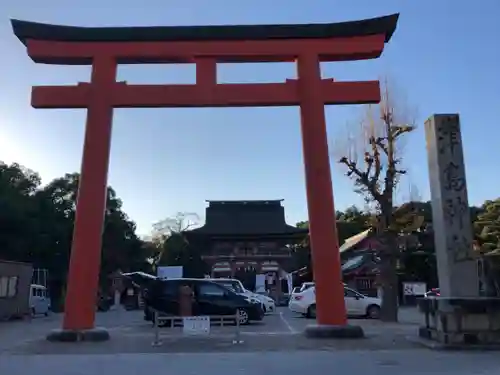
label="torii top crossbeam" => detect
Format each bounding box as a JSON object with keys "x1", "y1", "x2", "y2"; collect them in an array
[
  {"x1": 12, "y1": 14, "x2": 398, "y2": 64},
  {"x1": 11, "y1": 14, "x2": 398, "y2": 109}
]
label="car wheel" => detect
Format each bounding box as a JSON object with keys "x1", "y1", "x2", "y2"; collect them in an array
[
  {"x1": 263, "y1": 305, "x2": 267, "y2": 313},
  {"x1": 306, "y1": 304, "x2": 317, "y2": 319},
  {"x1": 236, "y1": 308, "x2": 250, "y2": 325},
  {"x1": 366, "y1": 304, "x2": 380, "y2": 319}
]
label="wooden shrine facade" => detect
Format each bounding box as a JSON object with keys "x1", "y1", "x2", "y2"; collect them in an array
[{"x1": 185, "y1": 200, "x2": 308, "y2": 290}]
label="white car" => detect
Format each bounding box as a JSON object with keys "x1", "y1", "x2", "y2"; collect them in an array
[
  {"x1": 290, "y1": 286, "x2": 301, "y2": 298},
  {"x1": 288, "y1": 286, "x2": 381, "y2": 319},
  {"x1": 210, "y1": 278, "x2": 276, "y2": 314},
  {"x1": 297, "y1": 282, "x2": 345, "y2": 293},
  {"x1": 299, "y1": 282, "x2": 315, "y2": 292}
]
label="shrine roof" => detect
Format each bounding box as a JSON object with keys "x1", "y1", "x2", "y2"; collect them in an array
[
  {"x1": 185, "y1": 200, "x2": 308, "y2": 237},
  {"x1": 11, "y1": 14, "x2": 398, "y2": 46},
  {"x1": 339, "y1": 228, "x2": 374, "y2": 253}
]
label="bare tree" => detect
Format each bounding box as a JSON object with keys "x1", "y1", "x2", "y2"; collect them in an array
[
  {"x1": 337, "y1": 80, "x2": 416, "y2": 322},
  {"x1": 151, "y1": 212, "x2": 200, "y2": 242},
  {"x1": 149, "y1": 212, "x2": 200, "y2": 269}
]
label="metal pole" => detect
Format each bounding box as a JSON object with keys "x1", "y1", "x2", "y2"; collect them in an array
[
  {"x1": 233, "y1": 311, "x2": 243, "y2": 344},
  {"x1": 152, "y1": 310, "x2": 162, "y2": 347}
]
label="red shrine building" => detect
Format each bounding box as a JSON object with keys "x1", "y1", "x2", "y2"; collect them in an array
[{"x1": 184, "y1": 200, "x2": 308, "y2": 293}]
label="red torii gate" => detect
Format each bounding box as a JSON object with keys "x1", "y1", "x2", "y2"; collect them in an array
[{"x1": 12, "y1": 13, "x2": 398, "y2": 340}]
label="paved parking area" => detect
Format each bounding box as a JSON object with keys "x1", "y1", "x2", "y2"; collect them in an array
[
  {"x1": 0, "y1": 309, "x2": 146, "y2": 352},
  {"x1": 4, "y1": 350, "x2": 500, "y2": 375},
  {"x1": 0, "y1": 306, "x2": 424, "y2": 355},
  {"x1": 3, "y1": 307, "x2": 500, "y2": 374},
  {"x1": 0, "y1": 305, "x2": 423, "y2": 341},
  {"x1": 279, "y1": 306, "x2": 422, "y2": 332},
  {"x1": 86, "y1": 306, "x2": 421, "y2": 337}
]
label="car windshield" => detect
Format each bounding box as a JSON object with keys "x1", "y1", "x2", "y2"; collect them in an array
[{"x1": 214, "y1": 280, "x2": 244, "y2": 293}]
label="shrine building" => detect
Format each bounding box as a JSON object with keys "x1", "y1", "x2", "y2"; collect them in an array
[{"x1": 184, "y1": 200, "x2": 308, "y2": 293}]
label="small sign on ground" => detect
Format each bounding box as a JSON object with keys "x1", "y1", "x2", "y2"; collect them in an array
[{"x1": 182, "y1": 316, "x2": 210, "y2": 336}]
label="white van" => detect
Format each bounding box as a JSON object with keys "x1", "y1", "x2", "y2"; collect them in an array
[{"x1": 29, "y1": 284, "x2": 51, "y2": 316}]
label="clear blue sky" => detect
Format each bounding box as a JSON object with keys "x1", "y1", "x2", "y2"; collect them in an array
[{"x1": 1, "y1": 0, "x2": 499, "y2": 236}]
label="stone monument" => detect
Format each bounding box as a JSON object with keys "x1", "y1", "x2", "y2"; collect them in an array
[
  {"x1": 419, "y1": 114, "x2": 500, "y2": 347},
  {"x1": 425, "y1": 114, "x2": 478, "y2": 297}
]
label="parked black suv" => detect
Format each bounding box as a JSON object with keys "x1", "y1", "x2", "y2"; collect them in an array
[{"x1": 143, "y1": 278, "x2": 264, "y2": 325}]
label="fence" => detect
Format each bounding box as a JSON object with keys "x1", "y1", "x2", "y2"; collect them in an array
[{"x1": 151, "y1": 309, "x2": 244, "y2": 346}]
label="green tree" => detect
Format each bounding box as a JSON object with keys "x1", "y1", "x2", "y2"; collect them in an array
[
  {"x1": 0, "y1": 162, "x2": 42, "y2": 262},
  {"x1": 474, "y1": 198, "x2": 500, "y2": 253},
  {"x1": 40, "y1": 173, "x2": 151, "y2": 280},
  {"x1": 0, "y1": 164, "x2": 150, "y2": 306},
  {"x1": 473, "y1": 199, "x2": 500, "y2": 296}
]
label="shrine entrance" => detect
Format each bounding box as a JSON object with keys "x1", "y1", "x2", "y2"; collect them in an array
[
  {"x1": 12, "y1": 13, "x2": 399, "y2": 337},
  {"x1": 235, "y1": 266, "x2": 257, "y2": 292}
]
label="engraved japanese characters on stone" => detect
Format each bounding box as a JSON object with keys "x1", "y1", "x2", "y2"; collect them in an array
[
  {"x1": 447, "y1": 234, "x2": 473, "y2": 263},
  {"x1": 443, "y1": 196, "x2": 469, "y2": 230},
  {"x1": 437, "y1": 115, "x2": 461, "y2": 156},
  {"x1": 442, "y1": 162, "x2": 466, "y2": 192}
]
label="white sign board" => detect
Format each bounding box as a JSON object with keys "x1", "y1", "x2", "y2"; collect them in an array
[
  {"x1": 182, "y1": 316, "x2": 210, "y2": 336},
  {"x1": 157, "y1": 266, "x2": 183, "y2": 279},
  {"x1": 255, "y1": 274, "x2": 266, "y2": 293},
  {"x1": 403, "y1": 282, "x2": 427, "y2": 296}
]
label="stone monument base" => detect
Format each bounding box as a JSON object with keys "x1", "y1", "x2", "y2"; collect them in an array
[
  {"x1": 304, "y1": 324, "x2": 364, "y2": 339},
  {"x1": 46, "y1": 327, "x2": 110, "y2": 342},
  {"x1": 418, "y1": 297, "x2": 500, "y2": 348}
]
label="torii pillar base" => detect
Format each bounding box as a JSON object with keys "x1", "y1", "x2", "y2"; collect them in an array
[
  {"x1": 46, "y1": 327, "x2": 110, "y2": 342},
  {"x1": 304, "y1": 324, "x2": 364, "y2": 339}
]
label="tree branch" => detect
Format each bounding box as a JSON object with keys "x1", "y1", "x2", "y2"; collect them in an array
[{"x1": 339, "y1": 156, "x2": 383, "y2": 202}]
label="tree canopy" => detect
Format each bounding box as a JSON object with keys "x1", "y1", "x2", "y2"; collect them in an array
[
  {"x1": 474, "y1": 198, "x2": 500, "y2": 254},
  {"x1": 0, "y1": 162, "x2": 152, "y2": 308}
]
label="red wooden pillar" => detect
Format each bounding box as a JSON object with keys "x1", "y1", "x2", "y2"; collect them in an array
[
  {"x1": 63, "y1": 56, "x2": 116, "y2": 330},
  {"x1": 297, "y1": 54, "x2": 346, "y2": 326}
]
